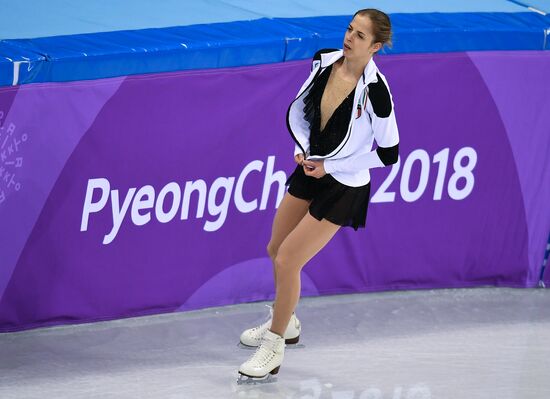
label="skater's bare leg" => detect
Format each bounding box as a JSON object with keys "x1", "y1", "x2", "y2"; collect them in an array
[
  {"x1": 267, "y1": 191, "x2": 311, "y2": 291},
  {"x1": 269, "y1": 212, "x2": 341, "y2": 337}
]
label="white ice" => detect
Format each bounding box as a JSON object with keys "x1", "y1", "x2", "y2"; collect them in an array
[{"x1": 0, "y1": 287, "x2": 549, "y2": 398}]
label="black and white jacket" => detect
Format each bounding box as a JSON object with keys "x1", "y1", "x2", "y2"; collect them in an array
[{"x1": 286, "y1": 48, "x2": 400, "y2": 187}]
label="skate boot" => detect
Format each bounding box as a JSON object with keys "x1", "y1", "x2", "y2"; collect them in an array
[
  {"x1": 239, "y1": 304, "x2": 300, "y2": 347},
  {"x1": 237, "y1": 329, "x2": 285, "y2": 385}
]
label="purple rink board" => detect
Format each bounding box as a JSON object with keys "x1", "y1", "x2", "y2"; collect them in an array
[{"x1": 0, "y1": 50, "x2": 549, "y2": 332}]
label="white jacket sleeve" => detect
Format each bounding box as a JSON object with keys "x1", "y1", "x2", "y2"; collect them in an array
[{"x1": 294, "y1": 143, "x2": 304, "y2": 157}]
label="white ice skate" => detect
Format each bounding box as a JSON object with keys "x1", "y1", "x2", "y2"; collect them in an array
[
  {"x1": 239, "y1": 304, "x2": 301, "y2": 347},
  {"x1": 237, "y1": 329, "x2": 285, "y2": 385}
]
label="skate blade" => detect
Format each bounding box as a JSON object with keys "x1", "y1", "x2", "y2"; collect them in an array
[
  {"x1": 237, "y1": 342, "x2": 305, "y2": 350},
  {"x1": 285, "y1": 343, "x2": 305, "y2": 350},
  {"x1": 237, "y1": 373, "x2": 278, "y2": 385}
]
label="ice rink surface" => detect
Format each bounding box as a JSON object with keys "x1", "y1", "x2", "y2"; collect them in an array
[{"x1": 1, "y1": 287, "x2": 549, "y2": 398}]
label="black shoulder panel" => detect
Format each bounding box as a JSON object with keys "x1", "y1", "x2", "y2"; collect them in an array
[
  {"x1": 312, "y1": 48, "x2": 340, "y2": 62},
  {"x1": 367, "y1": 73, "x2": 392, "y2": 118}
]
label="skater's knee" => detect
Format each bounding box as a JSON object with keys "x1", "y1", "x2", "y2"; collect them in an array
[
  {"x1": 273, "y1": 249, "x2": 299, "y2": 274},
  {"x1": 266, "y1": 242, "x2": 278, "y2": 261}
]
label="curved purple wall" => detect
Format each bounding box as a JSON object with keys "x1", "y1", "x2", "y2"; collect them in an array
[{"x1": 0, "y1": 51, "x2": 549, "y2": 332}]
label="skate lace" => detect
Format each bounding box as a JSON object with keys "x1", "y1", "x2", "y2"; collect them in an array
[{"x1": 251, "y1": 341, "x2": 276, "y2": 367}]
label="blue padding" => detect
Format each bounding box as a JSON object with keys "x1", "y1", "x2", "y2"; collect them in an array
[
  {"x1": 2, "y1": 19, "x2": 312, "y2": 85},
  {"x1": 389, "y1": 12, "x2": 549, "y2": 53},
  {"x1": 283, "y1": 12, "x2": 549, "y2": 59},
  {"x1": 1, "y1": 12, "x2": 549, "y2": 86},
  {"x1": 0, "y1": 44, "x2": 15, "y2": 87},
  {"x1": 0, "y1": 43, "x2": 45, "y2": 86}
]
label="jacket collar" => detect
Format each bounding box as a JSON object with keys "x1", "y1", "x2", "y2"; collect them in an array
[{"x1": 319, "y1": 49, "x2": 378, "y2": 87}]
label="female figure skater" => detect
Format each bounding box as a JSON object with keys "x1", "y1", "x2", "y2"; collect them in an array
[{"x1": 237, "y1": 8, "x2": 400, "y2": 384}]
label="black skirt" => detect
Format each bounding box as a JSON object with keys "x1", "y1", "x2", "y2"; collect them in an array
[{"x1": 285, "y1": 164, "x2": 371, "y2": 231}]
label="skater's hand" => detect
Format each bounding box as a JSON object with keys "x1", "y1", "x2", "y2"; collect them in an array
[
  {"x1": 303, "y1": 159, "x2": 326, "y2": 179},
  {"x1": 294, "y1": 153, "x2": 304, "y2": 165}
]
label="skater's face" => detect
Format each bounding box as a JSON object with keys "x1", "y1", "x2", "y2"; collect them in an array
[{"x1": 343, "y1": 15, "x2": 382, "y2": 60}]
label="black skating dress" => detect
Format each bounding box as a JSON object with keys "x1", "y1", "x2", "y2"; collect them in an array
[{"x1": 285, "y1": 63, "x2": 371, "y2": 230}]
